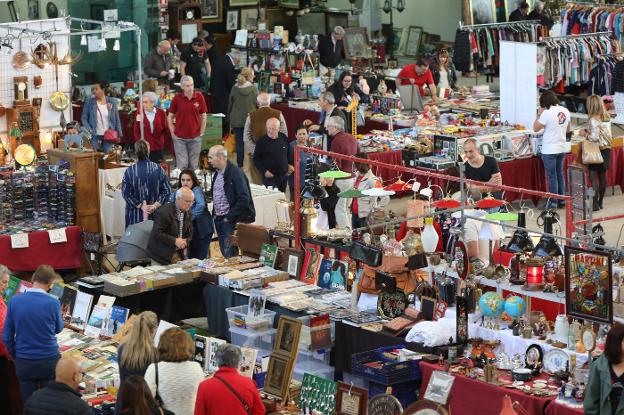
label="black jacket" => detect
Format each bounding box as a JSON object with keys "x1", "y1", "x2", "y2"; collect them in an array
[
  {"x1": 614, "y1": 61, "x2": 624, "y2": 93},
  {"x1": 210, "y1": 55, "x2": 237, "y2": 99},
  {"x1": 318, "y1": 35, "x2": 344, "y2": 68},
  {"x1": 431, "y1": 61, "x2": 458, "y2": 89},
  {"x1": 528, "y1": 9, "x2": 554, "y2": 30},
  {"x1": 453, "y1": 29, "x2": 472, "y2": 73},
  {"x1": 24, "y1": 381, "x2": 92, "y2": 415},
  {"x1": 318, "y1": 106, "x2": 347, "y2": 135},
  {"x1": 147, "y1": 202, "x2": 193, "y2": 265},
  {"x1": 253, "y1": 133, "x2": 289, "y2": 177},
  {"x1": 211, "y1": 161, "x2": 256, "y2": 224},
  {"x1": 509, "y1": 9, "x2": 528, "y2": 22}
]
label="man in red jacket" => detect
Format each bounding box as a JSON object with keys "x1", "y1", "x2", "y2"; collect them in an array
[
  {"x1": 327, "y1": 115, "x2": 359, "y2": 229},
  {"x1": 194, "y1": 344, "x2": 265, "y2": 415}
]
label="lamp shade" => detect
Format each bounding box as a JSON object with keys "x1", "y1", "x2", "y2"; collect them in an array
[
  {"x1": 338, "y1": 188, "x2": 363, "y2": 198},
  {"x1": 433, "y1": 198, "x2": 461, "y2": 209},
  {"x1": 533, "y1": 216, "x2": 562, "y2": 257},
  {"x1": 362, "y1": 188, "x2": 395, "y2": 197},
  {"x1": 504, "y1": 212, "x2": 534, "y2": 253},
  {"x1": 318, "y1": 170, "x2": 351, "y2": 179},
  {"x1": 475, "y1": 196, "x2": 505, "y2": 209},
  {"x1": 479, "y1": 222, "x2": 505, "y2": 241}
]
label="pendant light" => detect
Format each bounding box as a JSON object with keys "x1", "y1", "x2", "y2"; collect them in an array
[
  {"x1": 421, "y1": 217, "x2": 439, "y2": 253},
  {"x1": 113, "y1": 39, "x2": 120, "y2": 51},
  {"x1": 100, "y1": 37, "x2": 107, "y2": 50},
  {"x1": 80, "y1": 35, "x2": 87, "y2": 46},
  {"x1": 533, "y1": 215, "x2": 562, "y2": 257},
  {"x1": 505, "y1": 212, "x2": 534, "y2": 253}
]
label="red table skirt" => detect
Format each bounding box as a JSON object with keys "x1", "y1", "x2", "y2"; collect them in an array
[
  {"x1": 419, "y1": 361, "x2": 553, "y2": 415},
  {"x1": 0, "y1": 226, "x2": 83, "y2": 272},
  {"x1": 545, "y1": 400, "x2": 584, "y2": 415}
]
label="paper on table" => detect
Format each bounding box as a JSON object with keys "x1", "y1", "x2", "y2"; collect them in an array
[
  {"x1": 48, "y1": 228, "x2": 68, "y2": 244},
  {"x1": 97, "y1": 295, "x2": 116, "y2": 308},
  {"x1": 10, "y1": 233, "x2": 29, "y2": 249},
  {"x1": 357, "y1": 292, "x2": 378, "y2": 311}
]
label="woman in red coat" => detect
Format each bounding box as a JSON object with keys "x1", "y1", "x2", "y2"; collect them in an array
[{"x1": 133, "y1": 91, "x2": 170, "y2": 163}]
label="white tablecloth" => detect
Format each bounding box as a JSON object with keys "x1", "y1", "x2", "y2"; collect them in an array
[{"x1": 99, "y1": 168, "x2": 127, "y2": 240}]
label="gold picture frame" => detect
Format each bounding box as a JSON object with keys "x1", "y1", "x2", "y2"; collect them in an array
[
  {"x1": 201, "y1": 0, "x2": 223, "y2": 23},
  {"x1": 274, "y1": 315, "x2": 302, "y2": 357},
  {"x1": 264, "y1": 353, "x2": 294, "y2": 400},
  {"x1": 468, "y1": 0, "x2": 496, "y2": 25}
]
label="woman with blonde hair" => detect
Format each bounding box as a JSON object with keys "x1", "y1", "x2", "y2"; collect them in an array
[
  {"x1": 228, "y1": 67, "x2": 258, "y2": 167},
  {"x1": 580, "y1": 94, "x2": 612, "y2": 211},
  {"x1": 115, "y1": 311, "x2": 158, "y2": 414},
  {"x1": 144, "y1": 327, "x2": 204, "y2": 415}
]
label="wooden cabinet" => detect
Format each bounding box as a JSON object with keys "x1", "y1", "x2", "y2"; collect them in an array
[
  {"x1": 168, "y1": 1, "x2": 202, "y2": 45},
  {"x1": 47, "y1": 149, "x2": 101, "y2": 233},
  {"x1": 7, "y1": 106, "x2": 40, "y2": 155}
]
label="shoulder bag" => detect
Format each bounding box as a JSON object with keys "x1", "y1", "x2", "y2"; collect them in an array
[
  {"x1": 154, "y1": 363, "x2": 175, "y2": 415},
  {"x1": 582, "y1": 139, "x2": 603, "y2": 165},
  {"x1": 214, "y1": 375, "x2": 251, "y2": 415},
  {"x1": 96, "y1": 104, "x2": 121, "y2": 144}
]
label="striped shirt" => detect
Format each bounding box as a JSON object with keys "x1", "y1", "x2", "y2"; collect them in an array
[{"x1": 213, "y1": 171, "x2": 230, "y2": 216}]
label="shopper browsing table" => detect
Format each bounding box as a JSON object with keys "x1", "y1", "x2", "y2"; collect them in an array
[
  {"x1": 208, "y1": 145, "x2": 256, "y2": 258},
  {"x1": 194, "y1": 344, "x2": 266, "y2": 415},
  {"x1": 133, "y1": 92, "x2": 170, "y2": 163},
  {"x1": 253, "y1": 118, "x2": 290, "y2": 192},
  {"x1": 118, "y1": 376, "x2": 163, "y2": 415},
  {"x1": 509, "y1": 1, "x2": 530, "y2": 21},
  {"x1": 462, "y1": 138, "x2": 503, "y2": 200},
  {"x1": 168, "y1": 75, "x2": 208, "y2": 170},
  {"x1": 143, "y1": 40, "x2": 172, "y2": 85},
  {"x1": 210, "y1": 52, "x2": 240, "y2": 136},
  {"x1": 180, "y1": 38, "x2": 210, "y2": 90},
  {"x1": 318, "y1": 26, "x2": 346, "y2": 69},
  {"x1": 23, "y1": 357, "x2": 92, "y2": 415},
  {"x1": 304, "y1": 92, "x2": 347, "y2": 151},
  {"x1": 81, "y1": 80, "x2": 123, "y2": 153},
  {"x1": 397, "y1": 58, "x2": 439, "y2": 104},
  {"x1": 2, "y1": 265, "x2": 63, "y2": 403},
  {"x1": 533, "y1": 91, "x2": 571, "y2": 210},
  {"x1": 146, "y1": 187, "x2": 194, "y2": 265},
  {"x1": 121, "y1": 140, "x2": 171, "y2": 228},
  {"x1": 431, "y1": 49, "x2": 458, "y2": 91}
]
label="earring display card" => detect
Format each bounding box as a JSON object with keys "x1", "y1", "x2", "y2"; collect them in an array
[{"x1": 299, "y1": 373, "x2": 337, "y2": 415}]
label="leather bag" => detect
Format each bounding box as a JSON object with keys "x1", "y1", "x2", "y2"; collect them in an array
[{"x1": 582, "y1": 140, "x2": 603, "y2": 165}]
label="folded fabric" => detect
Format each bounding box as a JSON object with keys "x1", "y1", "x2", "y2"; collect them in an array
[{"x1": 405, "y1": 318, "x2": 456, "y2": 347}]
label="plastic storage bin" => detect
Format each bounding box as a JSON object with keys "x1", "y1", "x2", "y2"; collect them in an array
[
  {"x1": 297, "y1": 315, "x2": 335, "y2": 351},
  {"x1": 293, "y1": 359, "x2": 334, "y2": 382},
  {"x1": 228, "y1": 326, "x2": 276, "y2": 353},
  {"x1": 351, "y1": 345, "x2": 421, "y2": 385},
  {"x1": 226, "y1": 305, "x2": 276, "y2": 331}
]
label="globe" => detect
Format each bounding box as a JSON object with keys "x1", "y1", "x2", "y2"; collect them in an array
[
  {"x1": 504, "y1": 296, "x2": 526, "y2": 319},
  {"x1": 479, "y1": 292, "x2": 504, "y2": 317}
]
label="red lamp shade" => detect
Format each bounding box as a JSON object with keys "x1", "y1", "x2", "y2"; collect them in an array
[
  {"x1": 525, "y1": 258, "x2": 545, "y2": 289},
  {"x1": 432, "y1": 198, "x2": 461, "y2": 209},
  {"x1": 475, "y1": 197, "x2": 506, "y2": 209},
  {"x1": 384, "y1": 180, "x2": 412, "y2": 193}
]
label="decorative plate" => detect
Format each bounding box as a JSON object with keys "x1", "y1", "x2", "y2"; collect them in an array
[
  {"x1": 377, "y1": 290, "x2": 407, "y2": 319},
  {"x1": 403, "y1": 400, "x2": 449, "y2": 415},
  {"x1": 368, "y1": 394, "x2": 403, "y2": 415},
  {"x1": 543, "y1": 349, "x2": 569, "y2": 374},
  {"x1": 582, "y1": 328, "x2": 597, "y2": 352},
  {"x1": 525, "y1": 344, "x2": 543, "y2": 368}
]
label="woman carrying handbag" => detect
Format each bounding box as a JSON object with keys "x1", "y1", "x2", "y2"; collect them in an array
[{"x1": 579, "y1": 95, "x2": 613, "y2": 211}]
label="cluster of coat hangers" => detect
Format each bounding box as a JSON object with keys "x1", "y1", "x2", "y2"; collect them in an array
[
  {"x1": 458, "y1": 20, "x2": 541, "y2": 31},
  {"x1": 539, "y1": 31, "x2": 612, "y2": 47},
  {"x1": 565, "y1": 1, "x2": 624, "y2": 10}
]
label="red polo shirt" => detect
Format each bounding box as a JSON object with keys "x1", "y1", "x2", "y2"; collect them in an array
[
  {"x1": 397, "y1": 64, "x2": 434, "y2": 96},
  {"x1": 169, "y1": 91, "x2": 207, "y2": 139}
]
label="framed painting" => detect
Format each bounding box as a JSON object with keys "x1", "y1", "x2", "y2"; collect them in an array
[
  {"x1": 392, "y1": 27, "x2": 406, "y2": 55},
  {"x1": 278, "y1": 0, "x2": 299, "y2": 8},
  {"x1": 404, "y1": 26, "x2": 423, "y2": 57},
  {"x1": 469, "y1": 0, "x2": 496, "y2": 25},
  {"x1": 264, "y1": 354, "x2": 294, "y2": 400},
  {"x1": 565, "y1": 245, "x2": 613, "y2": 324},
  {"x1": 240, "y1": 7, "x2": 259, "y2": 31},
  {"x1": 226, "y1": 10, "x2": 239, "y2": 31},
  {"x1": 202, "y1": 0, "x2": 223, "y2": 22},
  {"x1": 230, "y1": 0, "x2": 258, "y2": 7},
  {"x1": 343, "y1": 27, "x2": 369, "y2": 59},
  {"x1": 274, "y1": 316, "x2": 302, "y2": 357},
  {"x1": 336, "y1": 382, "x2": 368, "y2": 415}
]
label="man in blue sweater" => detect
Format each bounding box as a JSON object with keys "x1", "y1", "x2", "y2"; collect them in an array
[{"x1": 2, "y1": 265, "x2": 63, "y2": 403}]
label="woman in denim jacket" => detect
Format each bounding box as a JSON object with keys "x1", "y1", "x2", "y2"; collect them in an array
[{"x1": 81, "y1": 80, "x2": 123, "y2": 153}]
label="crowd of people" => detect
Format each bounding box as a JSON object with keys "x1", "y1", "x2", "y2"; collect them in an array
[{"x1": 0, "y1": 266, "x2": 266, "y2": 414}]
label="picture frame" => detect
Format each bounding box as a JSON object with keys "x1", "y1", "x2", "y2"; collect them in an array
[
  {"x1": 229, "y1": 0, "x2": 258, "y2": 7},
  {"x1": 336, "y1": 381, "x2": 368, "y2": 415},
  {"x1": 274, "y1": 315, "x2": 302, "y2": 357},
  {"x1": 565, "y1": 245, "x2": 613, "y2": 324},
  {"x1": 283, "y1": 248, "x2": 304, "y2": 277},
  {"x1": 404, "y1": 26, "x2": 424, "y2": 57},
  {"x1": 264, "y1": 353, "x2": 294, "y2": 400},
  {"x1": 392, "y1": 27, "x2": 406, "y2": 55},
  {"x1": 421, "y1": 296, "x2": 437, "y2": 321},
  {"x1": 265, "y1": 8, "x2": 288, "y2": 31},
  {"x1": 240, "y1": 7, "x2": 259, "y2": 31},
  {"x1": 343, "y1": 27, "x2": 369, "y2": 59},
  {"x1": 226, "y1": 10, "x2": 239, "y2": 31},
  {"x1": 423, "y1": 370, "x2": 455, "y2": 405},
  {"x1": 247, "y1": 289, "x2": 266, "y2": 318},
  {"x1": 469, "y1": 0, "x2": 496, "y2": 25},
  {"x1": 278, "y1": 0, "x2": 299, "y2": 8},
  {"x1": 202, "y1": 0, "x2": 223, "y2": 22}
]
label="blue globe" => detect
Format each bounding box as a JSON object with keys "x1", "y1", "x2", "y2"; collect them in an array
[
  {"x1": 504, "y1": 296, "x2": 526, "y2": 319},
  {"x1": 479, "y1": 292, "x2": 505, "y2": 317}
]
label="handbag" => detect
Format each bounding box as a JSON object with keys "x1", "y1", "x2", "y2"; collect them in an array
[
  {"x1": 154, "y1": 363, "x2": 175, "y2": 415},
  {"x1": 214, "y1": 375, "x2": 251, "y2": 415},
  {"x1": 349, "y1": 240, "x2": 382, "y2": 267},
  {"x1": 582, "y1": 140, "x2": 603, "y2": 165},
  {"x1": 96, "y1": 104, "x2": 121, "y2": 144}
]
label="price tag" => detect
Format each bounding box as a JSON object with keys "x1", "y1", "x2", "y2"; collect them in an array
[
  {"x1": 10, "y1": 233, "x2": 29, "y2": 249},
  {"x1": 48, "y1": 228, "x2": 68, "y2": 244}
]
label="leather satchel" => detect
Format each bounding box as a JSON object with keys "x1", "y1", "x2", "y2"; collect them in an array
[
  {"x1": 582, "y1": 140, "x2": 603, "y2": 165},
  {"x1": 349, "y1": 241, "x2": 382, "y2": 267},
  {"x1": 358, "y1": 255, "x2": 428, "y2": 295}
]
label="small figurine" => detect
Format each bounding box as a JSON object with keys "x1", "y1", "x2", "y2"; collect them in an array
[{"x1": 377, "y1": 80, "x2": 388, "y2": 95}]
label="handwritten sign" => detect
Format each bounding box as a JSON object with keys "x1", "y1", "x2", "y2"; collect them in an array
[
  {"x1": 48, "y1": 228, "x2": 68, "y2": 244},
  {"x1": 10, "y1": 233, "x2": 29, "y2": 249}
]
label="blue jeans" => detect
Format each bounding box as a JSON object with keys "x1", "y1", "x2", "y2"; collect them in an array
[
  {"x1": 91, "y1": 135, "x2": 114, "y2": 153},
  {"x1": 214, "y1": 216, "x2": 238, "y2": 258},
  {"x1": 15, "y1": 355, "x2": 60, "y2": 403},
  {"x1": 541, "y1": 153, "x2": 565, "y2": 207},
  {"x1": 233, "y1": 127, "x2": 245, "y2": 168},
  {"x1": 190, "y1": 212, "x2": 214, "y2": 259}
]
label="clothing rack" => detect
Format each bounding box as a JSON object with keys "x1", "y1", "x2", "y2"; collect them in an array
[
  {"x1": 542, "y1": 31, "x2": 612, "y2": 40},
  {"x1": 458, "y1": 20, "x2": 540, "y2": 30},
  {"x1": 565, "y1": 1, "x2": 624, "y2": 8}
]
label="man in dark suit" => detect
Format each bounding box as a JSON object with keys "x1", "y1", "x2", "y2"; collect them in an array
[
  {"x1": 303, "y1": 91, "x2": 347, "y2": 150},
  {"x1": 210, "y1": 51, "x2": 239, "y2": 136},
  {"x1": 318, "y1": 26, "x2": 345, "y2": 69},
  {"x1": 147, "y1": 187, "x2": 194, "y2": 265}
]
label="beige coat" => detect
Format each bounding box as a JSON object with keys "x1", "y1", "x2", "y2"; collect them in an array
[{"x1": 354, "y1": 170, "x2": 389, "y2": 218}]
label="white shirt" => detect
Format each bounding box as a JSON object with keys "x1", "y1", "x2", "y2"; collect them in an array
[
  {"x1": 145, "y1": 108, "x2": 157, "y2": 133},
  {"x1": 538, "y1": 105, "x2": 570, "y2": 154},
  {"x1": 438, "y1": 68, "x2": 450, "y2": 90},
  {"x1": 144, "y1": 361, "x2": 204, "y2": 415},
  {"x1": 95, "y1": 102, "x2": 110, "y2": 135}
]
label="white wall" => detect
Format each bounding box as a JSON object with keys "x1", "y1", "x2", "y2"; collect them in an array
[
  {"x1": 0, "y1": 0, "x2": 68, "y2": 23},
  {"x1": 329, "y1": 0, "x2": 461, "y2": 42}
]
